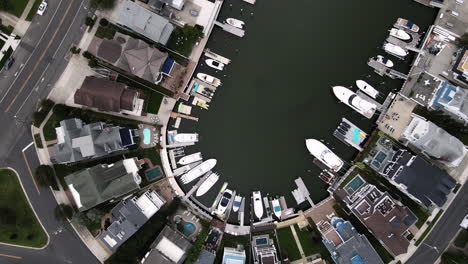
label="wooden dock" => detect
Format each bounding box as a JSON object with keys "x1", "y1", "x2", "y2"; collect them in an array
[
  {"x1": 204, "y1": 49, "x2": 231, "y2": 64},
  {"x1": 214, "y1": 21, "x2": 245, "y2": 37},
  {"x1": 376, "y1": 92, "x2": 396, "y2": 124},
  {"x1": 170, "y1": 112, "x2": 199, "y2": 121},
  {"x1": 367, "y1": 58, "x2": 408, "y2": 80}
]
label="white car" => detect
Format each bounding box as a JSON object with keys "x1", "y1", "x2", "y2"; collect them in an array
[
  {"x1": 461, "y1": 214, "x2": 468, "y2": 229},
  {"x1": 37, "y1": 1, "x2": 47, "y2": 16}
]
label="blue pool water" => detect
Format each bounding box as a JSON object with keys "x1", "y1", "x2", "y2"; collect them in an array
[
  {"x1": 182, "y1": 223, "x2": 196, "y2": 237},
  {"x1": 345, "y1": 176, "x2": 365, "y2": 195},
  {"x1": 352, "y1": 128, "x2": 360, "y2": 142},
  {"x1": 256, "y1": 238, "x2": 268, "y2": 245},
  {"x1": 143, "y1": 128, "x2": 151, "y2": 145}
]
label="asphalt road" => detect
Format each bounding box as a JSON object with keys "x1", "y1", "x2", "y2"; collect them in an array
[
  {"x1": 0, "y1": 0, "x2": 99, "y2": 263},
  {"x1": 406, "y1": 183, "x2": 468, "y2": 264}
]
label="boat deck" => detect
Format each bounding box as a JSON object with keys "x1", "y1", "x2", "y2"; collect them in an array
[
  {"x1": 210, "y1": 182, "x2": 228, "y2": 213},
  {"x1": 223, "y1": 190, "x2": 236, "y2": 222},
  {"x1": 386, "y1": 26, "x2": 422, "y2": 51},
  {"x1": 367, "y1": 58, "x2": 408, "y2": 80},
  {"x1": 214, "y1": 21, "x2": 245, "y2": 37},
  {"x1": 375, "y1": 92, "x2": 397, "y2": 125},
  {"x1": 356, "y1": 90, "x2": 382, "y2": 110},
  {"x1": 184, "y1": 171, "x2": 211, "y2": 198},
  {"x1": 294, "y1": 177, "x2": 315, "y2": 208},
  {"x1": 333, "y1": 118, "x2": 368, "y2": 151}
]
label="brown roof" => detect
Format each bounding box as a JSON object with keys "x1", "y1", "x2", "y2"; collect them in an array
[
  {"x1": 74, "y1": 76, "x2": 136, "y2": 112},
  {"x1": 97, "y1": 39, "x2": 122, "y2": 63}
]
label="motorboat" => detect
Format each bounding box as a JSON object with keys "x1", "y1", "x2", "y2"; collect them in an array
[
  {"x1": 271, "y1": 199, "x2": 282, "y2": 219},
  {"x1": 197, "y1": 73, "x2": 222, "y2": 87},
  {"x1": 253, "y1": 191, "x2": 264, "y2": 219},
  {"x1": 232, "y1": 195, "x2": 242, "y2": 212},
  {"x1": 178, "y1": 152, "x2": 202, "y2": 165},
  {"x1": 389, "y1": 28, "x2": 411, "y2": 41},
  {"x1": 332, "y1": 86, "x2": 377, "y2": 118},
  {"x1": 384, "y1": 43, "x2": 408, "y2": 58},
  {"x1": 174, "y1": 133, "x2": 199, "y2": 143},
  {"x1": 305, "y1": 139, "x2": 344, "y2": 172},
  {"x1": 195, "y1": 173, "x2": 219, "y2": 197},
  {"x1": 181, "y1": 159, "x2": 217, "y2": 184},
  {"x1": 217, "y1": 189, "x2": 233, "y2": 215},
  {"x1": 356, "y1": 80, "x2": 379, "y2": 99},
  {"x1": 376, "y1": 55, "x2": 394, "y2": 68},
  {"x1": 205, "y1": 59, "x2": 225, "y2": 71},
  {"x1": 396, "y1": 18, "x2": 419, "y2": 33},
  {"x1": 226, "y1": 18, "x2": 245, "y2": 29},
  {"x1": 319, "y1": 169, "x2": 335, "y2": 184}
]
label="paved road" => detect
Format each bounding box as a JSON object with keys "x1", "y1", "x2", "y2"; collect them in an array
[
  {"x1": 0, "y1": 0, "x2": 99, "y2": 263},
  {"x1": 406, "y1": 183, "x2": 468, "y2": 264}
]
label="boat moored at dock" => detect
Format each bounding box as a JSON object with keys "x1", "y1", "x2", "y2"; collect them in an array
[
  {"x1": 305, "y1": 139, "x2": 344, "y2": 172},
  {"x1": 197, "y1": 73, "x2": 222, "y2": 87},
  {"x1": 253, "y1": 191, "x2": 264, "y2": 219},
  {"x1": 226, "y1": 18, "x2": 245, "y2": 29},
  {"x1": 196, "y1": 173, "x2": 219, "y2": 197},
  {"x1": 178, "y1": 152, "x2": 203, "y2": 165},
  {"x1": 232, "y1": 195, "x2": 242, "y2": 212},
  {"x1": 356, "y1": 80, "x2": 379, "y2": 99},
  {"x1": 384, "y1": 43, "x2": 408, "y2": 58},
  {"x1": 389, "y1": 28, "x2": 411, "y2": 41},
  {"x1": 216, "y1": 189, "x2": 233, "y2": 215},
  {"x1": 174, "y1": 133, "x2": 199, "y2": 143},
  {"x1": 181, "y1": 159, "x2": 217, "y2": 184},
  {"x1": 375, "y1": 55, "x2": 394, "y2": 67},
  {"x1": 205, "y1": 59, "x2": 225, "y2": 71},
  {"x1": 332, "y1": 86, "x2": 377, "y2": 119},
  {"x1": 396, "y1": 18, "x2": 419, "y2": 32},
  {"x1": 271, "y1": 199, "x2": 282, "y2": 219}
]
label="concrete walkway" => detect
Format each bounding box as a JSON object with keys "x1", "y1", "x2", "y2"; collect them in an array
[
  {"x1": 290, "y1": 225, "x2": 307, "y2": 262},
  {"x1": 13, "y1": 0, "x2": 36, "y2": 36}
]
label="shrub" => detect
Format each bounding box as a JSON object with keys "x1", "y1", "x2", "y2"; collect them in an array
[{"x1": 35, "y1": 165, "x2": 59, "y2": 190}]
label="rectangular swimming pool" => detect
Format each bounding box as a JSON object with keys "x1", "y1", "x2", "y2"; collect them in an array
[{"x1": 344, "y1": 175, "x2": 365, "y2": 195}]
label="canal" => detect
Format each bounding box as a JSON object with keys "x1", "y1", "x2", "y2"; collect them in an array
[{"x1": 179, "y1": 0, "x2": 437, "y2": 210}]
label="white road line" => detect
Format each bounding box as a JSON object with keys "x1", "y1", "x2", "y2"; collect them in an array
[
  {"x1": 0, "y1": 0, "x2": 65, "y2": 104},
  {"x1": 22, "y1": 142, "x2": 34, "y2": 152},
  {"x1": 52, "y1": 0, "x2": 84, "y2": 59},
  {"x1": 14, "y1": 63, "x2": 50, "y2": 117}
]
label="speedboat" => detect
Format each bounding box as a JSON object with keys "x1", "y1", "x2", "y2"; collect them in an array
[
  {"x1": 226, "y1": 18, "x2": 245, "y2": 29},
  {"x1": 197, "y1": 73, "x2": 222, "y2": 87},
  {"x1": 232, "y1": 195, "x2": 242, "y2": 212},
  {"x1": 332, "y1": 86, "x2": 377, "y2": 118},
  {"x1": 319, "y1": 169, "x2": 335, "y2": 184},
  {"x1": 217, "y1": 189, "x2": 233, "y2": 215},
  {"x1": 384, "y1": 43, "x2": 408, "y2": 58},
  {"x1": 389, "y1": 28, "x2": 411, "y2": 41},
  {"x1": 271, "y1": 199, "x2": 282, "y2": 219},
  {"x1": 376, "y1": 55, "x2": 394, "y2": 68},
  {"x1": 396, "y1": 18, "x2": 419, "y2": 32},
  {"x1": 205, "y1": 59, "x2": 225, "y2": 71},
  {"x1": 356, "y1": 80, "x2": 379, "y2": 99},
  {"x1": 195, "y1": 173, "x2": 219, "y2": 197},
  {"x1": 181, "y1": 159, "x2": 217, "y2": 184},
  {"x1": 306, "y1": 139, "x2": 344, "y2": 172},
  {"x1": 178, "y1": 152, "x2": 202, "y2": 165},
  {"x1": 253, "y1": 191, "x2": 263, "y2": 219},
  {"x1": 174, "y1": 133, "x2": 199, "y2": 143}
]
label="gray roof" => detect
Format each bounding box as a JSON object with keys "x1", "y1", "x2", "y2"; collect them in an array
[
  {"x1": 64, "y1": 159, "x2": 140, "y2": 211},
  {"x1": 195, "y1": 249, "x2": 215, "y2": 264},
  {"x1": 117, "y1": 0, "x2": 174, "y2": 45},
  {"x1": 50, "y1": 118, "x2": 134, "y2": 164},
  {"x1": 144, "y1": 226, "x2": 192, "y2": 264}
]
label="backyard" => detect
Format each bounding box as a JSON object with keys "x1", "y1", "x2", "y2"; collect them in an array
[
  {"x1": 167, "y1": 24, "x2": 204, "y2": 57},
  {"x1": 276, "y1": 226, "x2": 302, "y2": 261},
  {"x1": 0, "y1": 169, "x2": 48, "y2": 248},
  {"x1": 295, "y1": 223, "x2": 332, "y2": 262}
]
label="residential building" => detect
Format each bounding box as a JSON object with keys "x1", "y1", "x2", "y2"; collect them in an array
[
  {"x1": 365, "y1": 136, "x2": 456, "y2": 208},
  {"x1": 401, "y1": 115, "x2": 467, "y2": 167},
  {"x1": 50, "y1": 118, "x2": 136, "y2": 164},
  {"x1": 117, "y1": 0, "x2": 174, "y2": 45},
  {"x1": 339, "y1": 182, "x2": 418, "y2": 256},
  {"x1": 141, "y1": 225, "x2": 192, "y2": 264},
  {"x1": 65, "y1": 158, "x2": 142, "y2": 211},
  {"x1": 74, "y1": 76, "x2": 144, "y2": 116},
  {"x1": 222, "y1": 247, "x2": 246, "y2": 264},
  {"x1": 145, "y1": 0, "x2": 186, "y2": 10},
  {"x1": 100, "y1": 190, "x2": 166, "y2": 251},
  {"x1": 429, "y1": 80, "x2": 468, "y2": 122},
  {"x1": 251, "y1": 234, "x2": 280, "y2": 264},
  {"x1": 195, "y1": 249, "x2": 215, "y2": 264},
  {"x1": 322, "y1": 217, "x2": 384, "y2": 264}
]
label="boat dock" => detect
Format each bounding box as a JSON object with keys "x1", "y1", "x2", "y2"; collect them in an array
[
  {"x1": 293, "y1": 177, "x2": 315, "y2": 208},
  {"x1": 356, "y1": 90, "x2": 382, "y2": 110},
  {"x1": 238, "y1": 197, "x2": 245, "y2": 226},
  {"x1": 173, "y1": 161, "x2": 202, "y2": 177},
  {"x1": 386, "y1": 29, "x2": 421, "y2": 51},
  {"x1": 223, "y1": 190, "x2": 237, "y2": 222},
  {"x1": 333, "y1": 118, "x2": 368, "y2": 151},
  {"x1": 376, "y1": 92, "x2": 397, "y2": 124},
  {"x1": 170, "y1": 112, "x2": 199, "y2": 122},
  {"x1": 214, "y1": 21, "x2": 245, "y2": 37},
  {"x1": 204, "y1": 49, "x2": 231, "y2": 64},
  {"x1": 367, "y1": 58, "x2": 408, "y2": 80},
  {"x1": 210, "y1": 182, "x2": 228, "y2": 213},
  {"x1": 185, "y1": 171, "x2": 211, "y2": 198}
]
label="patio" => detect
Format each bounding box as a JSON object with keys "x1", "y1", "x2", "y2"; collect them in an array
[{"x1": 137, "y1": 124, "x2": 160, "y2": 149}]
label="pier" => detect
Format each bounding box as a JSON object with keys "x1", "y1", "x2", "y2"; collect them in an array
[
  {"x1": 223, "y1": 190, "x2": 236, "y2": 222},
  {"x1": 214, "y1": 21, "x2": 245, "y2": 37},
  {"x1": 356, "y1": 90, "x2": 383, "y2": 110},
  {"x1": 294, "y1": 177, "x2": 315, "y2": 208},
  {"x1": 210, "y1": 182, "x2": 228, "y2": 212},
  {"x1": 204, "y1": 49, "x2": 231, "y2": 64},
  {"x1": 367, "y1": 58, "x2": 408, "y2": 80},
  {"x1": 376, "y1": 92, "x2": 397, "y2": 124},
  {"x1": 173, "y1": 162, "x2": 202, "y2": 177},
  {"x1": 238, "y1": 198, "x2": 245, "y2": 226},
  {"x1": 170, "y1": 112, "x2": 199, "y2": 121},
  {"x1": 333, "y1": 118, "x2": 368, "y2": 151}
]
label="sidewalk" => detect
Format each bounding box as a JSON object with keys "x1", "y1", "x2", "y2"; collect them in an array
[{"x1": 13, "y1": 0, "x2": 36, "y2": 36}]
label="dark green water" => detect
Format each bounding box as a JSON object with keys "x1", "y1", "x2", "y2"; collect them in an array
[{"x1": 186, "y1": 0, "x2": 436, "y2": 205}]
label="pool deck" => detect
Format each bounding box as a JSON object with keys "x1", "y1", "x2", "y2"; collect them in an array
[{"x1": 138, "y1": 124, "x2": 159, "y2": 149}]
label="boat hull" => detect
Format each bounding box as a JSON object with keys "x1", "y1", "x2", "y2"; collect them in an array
[
  {"x1": 356, "y1": 80, "x2": 379, "y2": 99},
  {"x1": 305, "y1": 139, "x2": 344, "y2": 172},
  {"x1": 196, "y1": 173, "x2": 219, "y2": 197},
  {"x1": 253, "y1": 191, "x2": 263, "y2": 219}
]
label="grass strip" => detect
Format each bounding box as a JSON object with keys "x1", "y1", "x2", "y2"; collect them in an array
[{"x1": 415, "y1": 210, "x2": 444, "y2": 246}]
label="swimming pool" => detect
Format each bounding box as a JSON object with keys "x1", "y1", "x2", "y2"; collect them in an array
[
  {"x1": 344, "y1": 175, "x2": 365, "y2": 195},
  {"x1": 145, "y1": 167, "x2": 162, "y2": 181},
  {"x1": 143, "y1": 128, "x2": 151, "y2": 145}
]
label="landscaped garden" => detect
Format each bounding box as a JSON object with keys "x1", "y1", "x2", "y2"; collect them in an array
[{"x1": 276, "y1": 226, "x2": 302, "y2": 261}]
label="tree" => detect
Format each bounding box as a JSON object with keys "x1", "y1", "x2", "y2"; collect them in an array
[
  {"x1": 90, "y1": 0, "x2": 117, "y2": 10},
  {"x1": 54, "y1": 204, "x2": 74, "y2": 222},
  {"x1": 35, "y1": 165, "x2": 59, "y2": 190}
]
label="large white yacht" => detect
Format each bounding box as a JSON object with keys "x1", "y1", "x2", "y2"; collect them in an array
[
  {"x1": 178, "y1": 152, "x2": 202, "y2": 165},
  {"x1": 173, "y1": 133, "x2": 199, "y2": 143},
  {"x1": 356, "y1": 80, "x2": 379, "y2": 99},
  {"x1": 217, "y1": 189, "x2": 233, "y2": 215},
  {"x1": 384, "y1": 43, "x2": 408, "y2": 58},
  {"x1": 195, "y1": 172, "x2": 219, "y2": 197},
  {"x1": 253, "y1": 191, "x2": 264, "y2": 219},
  {"x1": 180, "y1": 159, "x2": 217, "y2": 184},
  {"x1": 333, "y1": 86, "x2": 377, "y2": 119},
  {"x1": 375, "y1": 55, "x2": 394, "y2": 68},
  {"x1": 305, "y1": 139, "x2": 344, "y2": 172},
  {"x1": 389, "y1": 28, "x2": 411, "y2": 41}
]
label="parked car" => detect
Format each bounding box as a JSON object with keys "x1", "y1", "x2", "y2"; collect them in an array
[
  {"x1": 37, "y1": 1, "x2": 47, "y2": 16},
  {"x1": 3, "y1": 57, "x2": 14, "y2": 70},
  {"x1": 461, "y1": 214, "x2": 468, "y2": 229}
]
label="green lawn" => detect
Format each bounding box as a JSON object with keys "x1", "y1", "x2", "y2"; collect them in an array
[
  {"x1": 415, "y1": 210, "x2": 444, "y2": 246},
  {"x1": 26, "y1": 0, "x2": 42, "y2": 21},
  {"x1": 166, "y1": 25, "x2": 203, "y2": 57},
  {"x1": 0, "y1": 169, "x2": 48, "y2": 248},
  {"x1": 95, "y1": 24, "x2": 116, "y2": 39},
  {"x1": 1, "y1": 0, "x2": 30, "y2": 17},
  {"x1": 145, "y1": 90, "x2": 164, "y2": 114},
  {"x1": 276, "y1": 227, "x2": 302, "y2": 261},
  {"x1": 33, "y1": 133, "x2": 43, "y2": 148},
  {"x1": 294, "y1": 225, "x2": 329, "y2": 258},
  {"x1": 454, "y1": 229, "x2": 468, "y2": 248}
]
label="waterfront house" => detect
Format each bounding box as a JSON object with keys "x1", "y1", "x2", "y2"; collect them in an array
[
  {"x1": 141, "y1": 225, "x2": 192, "y2": 264},
  {"x1": 65, "y1": 158, "x2": 142, "y2": 212},
  {"x1": 222, "y1": 247, "x2": 246, "y2": 264},
  {"x1": 429, "y1": 80, "x2": 468, "y2": 123},
  {"x1": 99, "y1": 190, "x2": 166, "y2": 251},
  {"x1": 195, "y1": 249, "x2": 215, "y2": 264},
  {"x1": 452, "y1": 47, "x2": 468, "y2": 86},
  {"x1": 322, "y1": 217, "x2": 384, "y2": 264},
  {"x1": 251, "y1": 235, "x2": 280, "y2": 264},
  {"x1": 50, "y1": 118, "x2": 136, "y2": 164},
  {"x1": 74, "y1": 76, "x2": 144, "y2": 116}
]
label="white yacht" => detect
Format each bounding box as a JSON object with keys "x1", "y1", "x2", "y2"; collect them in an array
[
  {"x1": 174, "y1": 133, "x2": 199, "y2": 143},
  {"x1": 253, "y1": 191, "x2": 264, "y2": 219},
  {"x1": 178, "y1": 152, "x2": 202, "y2": 165},
  {"x1": 197, "y1": 73, "x2": 222, "y2": 87},
  {"x1": 217, "y1": 189, "x2": 233, "y2": 215},
  {"x1": 376, "y1": 55, "x2": 394, "y2": 68},
  {"x1": 396, "y1": 18, "x2": 419, "y2": 32},
  {"x1": 232, "y1": 195, "x2": 242, "y2": 212},
  {"x1": 332, "y1": 86, "x2": 377, "y2": 119},
  {"x1": 271, "y1": 199, "x2": 282, "y2": 219},
  {"x1": 356, "y1": 80, "x2": 379, "y2": 99},
  {"x1": 195, "y1": 173, "x2": 219, "y2": 197},
  {"x1": 181, "y1": 159, "x2": 217, "y2": 184},
  {"x1": 389, "y1": 28, "x2": 411, "y2": 41},
  {"x1": 226, "y1": 18, "x2": 245, "y2": 29},
  {"x1": 205, "y1": 59, "x2": 225, "y2": 71},
  {"x1": 305, "y1": 139, "x2": 344, "y2": 172},
  {"x1": 384, "y1": 43, "x2": 408, "y2": 58}
]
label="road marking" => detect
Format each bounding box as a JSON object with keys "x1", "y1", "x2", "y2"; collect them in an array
[
  {"x1": 14, "y1": 63, "x2": 50, "y2": 117},
  {"x1": 53, "y1": 0, "x2": 84, "y2": 59},
  {"x1": 5, "y1": 0, "x2": 76, "y2": 112},
  {"x1": 0, "y1": 253, "x2": 22, "y2": 259},
  {"x1": 22, "y1": 141, "x2": 34, "y2": 152},
  {"x1": 0, "y1": 0, "x2": 66, "y2": 104},
  {"x1": 22, "y1": 149, "x2": 40, "y2": 195}
]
